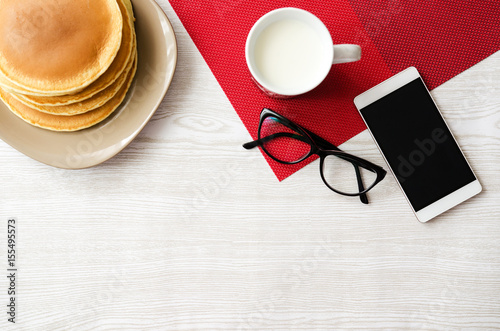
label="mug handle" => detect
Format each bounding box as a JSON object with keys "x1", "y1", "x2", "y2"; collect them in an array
[{"x1": 332, "y1": 44, "x2": 361, "y2": 64}]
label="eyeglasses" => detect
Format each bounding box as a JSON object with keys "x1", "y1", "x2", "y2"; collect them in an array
[{"x1": 243, "y1": 108, "x2": 387, "y2": 204}]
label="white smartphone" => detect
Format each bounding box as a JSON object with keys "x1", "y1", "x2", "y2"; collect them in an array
[{"x1": 354, "y1": 67, "x2": 481, "y2": 222}]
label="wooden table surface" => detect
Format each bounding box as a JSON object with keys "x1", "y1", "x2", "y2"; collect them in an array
[{"x1": 1, "y1": 1, "x2": 499, "y2": 330}]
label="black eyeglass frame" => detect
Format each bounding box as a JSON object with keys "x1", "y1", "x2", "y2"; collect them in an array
[{"x1": 243, "y1": 108, "x2": 387, "y2": 202}]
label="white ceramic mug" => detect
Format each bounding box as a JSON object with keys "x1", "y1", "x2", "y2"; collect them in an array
[{"x1": 245, "y1": 7, "x2": 361, "y2": 98}]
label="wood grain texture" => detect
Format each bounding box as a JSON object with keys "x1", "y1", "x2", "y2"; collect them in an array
[{"x1": 0, "y1": 1, "x2": 499, "y2": 330}]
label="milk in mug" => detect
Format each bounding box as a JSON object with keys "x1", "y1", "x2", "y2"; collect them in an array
[
  {"x1": 253, "y1": 19, "x2": 325, "y2": 92},
  {"x1": 246, "y1": 8, "x2": 361, "y2": 97}
]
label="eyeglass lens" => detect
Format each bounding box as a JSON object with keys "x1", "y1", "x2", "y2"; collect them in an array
[
  {"x1": 322, "y1": 154, "x2": 378, "y2": 194},
  {"x1": 260, "y1": 116, "x2": 312, "y2": 163}
]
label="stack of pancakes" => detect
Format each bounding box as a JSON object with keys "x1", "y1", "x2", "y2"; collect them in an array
[{"x1": 0, "y1": 0, "x2": 137, "y2": 131}]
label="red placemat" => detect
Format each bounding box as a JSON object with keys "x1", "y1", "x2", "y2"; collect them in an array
[{"x1": 169, "y1": 0, "x2": 500, "y2": 181}]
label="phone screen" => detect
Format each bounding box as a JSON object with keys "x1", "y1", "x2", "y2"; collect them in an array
[{"x1": 359, "y1": 77, "x2": 476, "y2": 211}]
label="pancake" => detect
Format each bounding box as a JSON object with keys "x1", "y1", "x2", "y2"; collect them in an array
[
  {"x1": 11, "y1": 49, "x2": 136, "y2": 116},
  {"x1": 122, "y1": 0, "x2": 135, "y2": 20},
  {"x1": 0, "y1": 0, "x2": 123, "y2": 95},
  {"x1": 12, "y1": 0, "x2": 136, "y2": 103},
  {"x1": 0, "y1": 56, "x2": 137, "y2": 132}
]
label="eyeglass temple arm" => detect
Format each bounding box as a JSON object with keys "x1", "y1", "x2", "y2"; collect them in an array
[
  {"x1": 242, "y1": 132, "x2": 369, "y2": 204},
  {"x1": 243, "y1": 132, "x2": 307, "y2": 150}
]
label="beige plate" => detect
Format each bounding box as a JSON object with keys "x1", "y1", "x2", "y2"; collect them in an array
[{"x1": 0, "y1": 0, "x2": 177, "y2": 169}]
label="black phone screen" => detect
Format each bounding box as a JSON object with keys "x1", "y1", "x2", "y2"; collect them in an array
[{"x1": 360, "y1": 78, "x2": 476, "y2": 211}]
